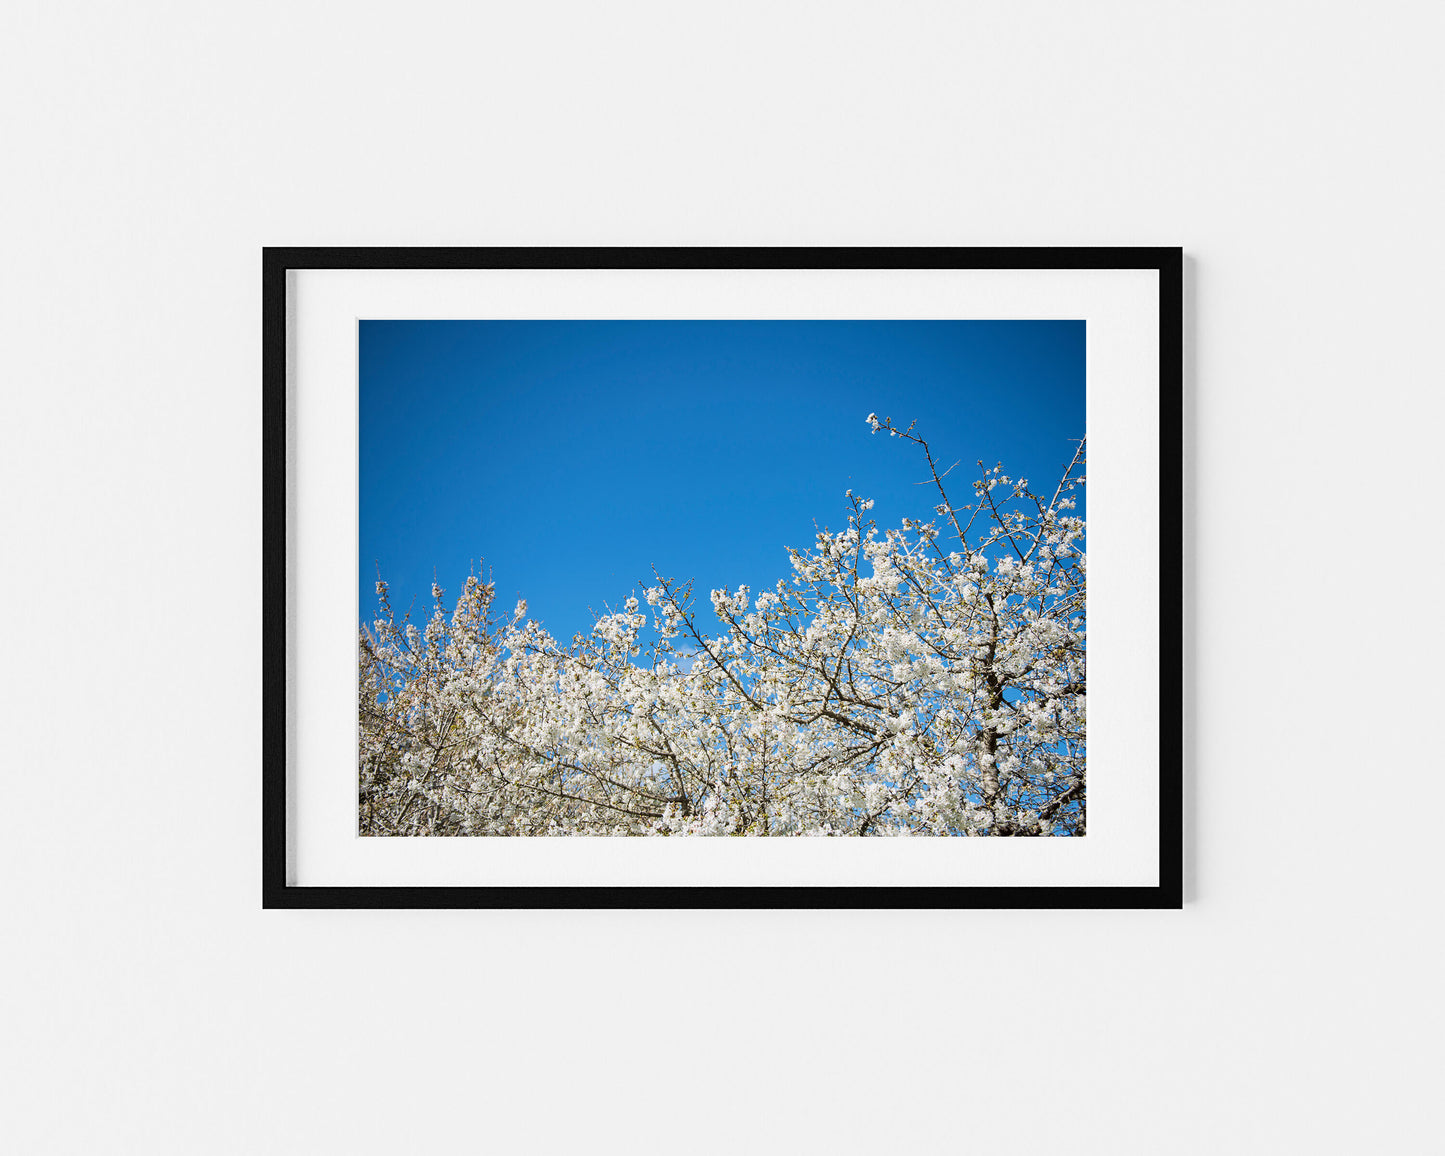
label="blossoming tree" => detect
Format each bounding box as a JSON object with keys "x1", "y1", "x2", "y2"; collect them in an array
[{"x1": 359, "y1": 417, "x2": 1086, "y2": 836}]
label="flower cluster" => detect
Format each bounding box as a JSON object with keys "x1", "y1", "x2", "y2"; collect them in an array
[{"x1": 358, "y1": 422, "x2": 1086, "y2": 837}]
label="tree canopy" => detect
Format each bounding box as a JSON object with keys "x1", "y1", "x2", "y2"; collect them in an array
[{"x1": 359, "y1": 417, "x2": 1086, "y2": 836}]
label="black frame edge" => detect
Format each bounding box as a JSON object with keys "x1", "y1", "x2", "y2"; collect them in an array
[
  {"x1": 262, "y1": 247, "x2": 1185, "y2": 911},
  {"x1": 1157, "y1": 250, "x2": 1185, "y2": 908},
  {"x1": 262, "y1": 251, "x2": 289, "y2": 907}
]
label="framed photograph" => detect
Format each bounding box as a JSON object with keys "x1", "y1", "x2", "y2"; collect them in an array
[{"x1": 263, "y1": 247, "x2": 1182, "y2": 908}]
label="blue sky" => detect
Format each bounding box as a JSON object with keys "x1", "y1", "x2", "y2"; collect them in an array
[{"x1": 359, "y1": 320, "x2": 1084, "y2": 646}]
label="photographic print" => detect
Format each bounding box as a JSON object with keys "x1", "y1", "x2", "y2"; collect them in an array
[
  {"x1": 263, "y1": 248, "x2": 1181, "y2": 907},
  {"x1": 358, "y1": 320, "x2": 1087, "y2": 839}
]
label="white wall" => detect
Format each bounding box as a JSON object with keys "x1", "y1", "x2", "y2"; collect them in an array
[{"x1": 2, "y1": 3, "x2": 1439, "y2": 1152}]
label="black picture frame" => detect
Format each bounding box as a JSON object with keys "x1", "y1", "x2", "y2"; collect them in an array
[{"x1": 263, "y1": 246, "x2": 1183, "y2": 909}]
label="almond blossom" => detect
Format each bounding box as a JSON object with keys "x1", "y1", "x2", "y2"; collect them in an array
[{"x1": 359, "y1": 418, "x2": 1086, "y2": 837}]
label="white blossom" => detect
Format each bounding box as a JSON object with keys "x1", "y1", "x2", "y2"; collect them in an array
[{"x1": 357, "y1": 426, "x2": 1087, "y2": 837}]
